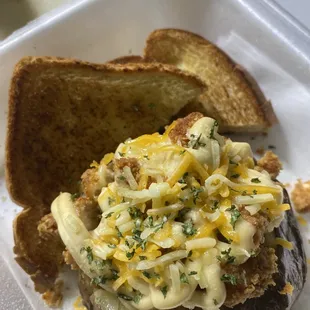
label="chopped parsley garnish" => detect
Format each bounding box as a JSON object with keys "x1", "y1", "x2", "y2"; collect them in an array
[
  {"x1": 179, "y1": 150, "x2": 186, "y2": 155},
  {"x1": 178, "y1": 172, "x2": 189, "y2": 184},
  {"x1": 217, "y1": 248, "x2": 236, "y2": 264},
  {"x1": 118, "y1": 293, "x2": 133, "y2": 301},
  {"x1": 146, "y1": 216, "x2": 154, "y2": 227},
  {"x1": 143, "y1": 155, "x2": 149, "y2": 160},
  {"x1": 182, "y1": 220, "x2": 197, "y2": 237},
  {"x1": 188, "y1": 133, "x2": 206, "y2": 149},
  {"x1": 213, "y1": 299, "x2": 218, "y2": 305},
  {"x1": 226, "y1": 205, "x2": 241, "y2": 229},
  {"x1": 229, "y1": 159, "x2": 237, "y2": 165},
  {"x1": 126, "y1": 249, "x2": 135, "y2": 260},
  {"x1": 211, "y1": 200, "x2": 219, "y2": 211},
  {"x1": 253, "y1": 189, "x2": 258, "y2": 195},
  {"x1": 251, "y1": 178, "x2": 261, "y2": 183},
  {"x1": 133, "y1": 291, "x2": 143, "y2": 304},
  {"x1": 221, "y1": 274, "x2": 237, "y2": 285},
  {"x1": 125, "y1": 240, "x2": 134, "y2": 249},
  {"x1": 108, "y1": 197, "x2": 115, "y2": 205},
  {"x1": 268, "y1": 145, "x2": 276, "y2": 149},
  {"x1": 116, "y1": 227, "x2": 123, "y2": 238},
  {"x1": 191, "y1": 187, "x2": 203, "y2": 204},
  {"x1": 118, "y1": 152, "x2": 125, "y2": 157},
  {"x1": 209, "y1": 120, "x2": 219, "y2": 140},
  {"x1": 108, "y1": 244, "x2": 116, "y2": 248},
  {"x1": 160, "y1": 285, "x2": 168, "y2": 298},
  {"x1": 188, "y1": 250, "x2": 193, "y2": 257},
  {"x1": 110, "y1": 269, "x2": 119, "y2": 280},
  {"x1": 80, "y1": 246, "x2": 93, "y2": 264},
  {"x1": 71, "y1": 193, "x2": 79, "y2": 201},
  {"x1": 118, "y1": 175, "x2": 126, "y2": 181},
  {"x1": 91, "y1": 275, "x2": 108, "y2": 286},
  {"x1": 189, "y1": 271, "x2": 197, "y2": 276},
  {"x1": 153, "y1": 216, "x2": 168, "y2": 233},
  {"x1": 128, "y1": 207, "x2": 143, "y2": 219},
  {"x1": 231, "y1": 173, "x2": 240, "y2": 178},
  {"x1": 142, "y1": 271, "x2": 151, "y2": 279},
  {"x1": 139, "y1": 255, "x2": 147, "y2": 260},
  {"x1": 154, "y1": 272, "x2": 161, "y2": 279},
  {"x1": 180, "y1": 273, "x2": 189, "y2": 284},
  {"x1": 105, "y1": 212, "x2": 114, "y2": 218}
]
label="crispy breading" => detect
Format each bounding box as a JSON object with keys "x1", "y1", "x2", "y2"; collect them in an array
[
  {"x1": 63, "y1": 250, "x2": 79, "y2": 270},
  {"x1": 114, "y1": 157, "x2": 140, "y2": 180},
  {"x1": 42, "y1": 279, "x2": 64, "y2": 307},
  {"x1": 168, "y1": 112, "x2": 204, "y2": 145},
  {"x1": 257, "y1": 150, "x2": 282, "y2": 178},
  {"x1": 74, "y1": 196, "x2": 100, "y2": 230},
  {"x1": 240, "y1": 208, "x2": 269, "y2": 246},
  {"x1": 291, "y1": 179, "x2": 310, "y2": 213},
  {"x1": 37, "y1": 213, "x2": 59, "y2": 240},
  {"x1": 224, "y1": 247, "x2": 278, "y2": 308}
]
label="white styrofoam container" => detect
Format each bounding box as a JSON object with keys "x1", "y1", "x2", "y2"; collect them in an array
[{"x1": 0, "y1": 0, "x2": 310, "y2": 309}]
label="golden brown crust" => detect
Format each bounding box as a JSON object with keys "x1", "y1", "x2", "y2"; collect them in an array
[
  {"x1": 224, "y1": 247, "x2": 278, "y2": 308},
  {"x1": 169, "y1": 112, "x2": 204, "y2": 145},
  {"x1": 257, "y1": 151, "x2": 282, "y2": 179},
  {"x1": 291, "y1": 179, "x2": 310, "y2": 213},
  {"x1": 63, "y1": 249, "x2": 79, "y2": 270},
  {"x1": 107, "y1": 55, "x2": 145, "y2": 64},
  {"x1": 13, "y1": 208, "x2": 64, "y2": 293},
  {"x1": 144, "y1": 28, "x2": 275, "y2": 132}
]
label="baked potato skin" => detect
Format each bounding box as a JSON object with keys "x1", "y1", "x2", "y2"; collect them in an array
[{"x1": 78, "y1": 189, "x2": 307, "y2": 310}]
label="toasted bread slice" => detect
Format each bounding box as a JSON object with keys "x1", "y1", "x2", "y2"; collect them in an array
[
  {"x1": 6, "y1": 56, "x2": 204, "y2": 291},
  {"x1": 144, "y1": 29, "x2": 276, "y2": 133},
  {"x1": 107, "y1": 55, "x2": 144, "y2": 64}
]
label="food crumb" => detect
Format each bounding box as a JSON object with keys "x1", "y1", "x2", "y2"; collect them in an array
[
  {"x1": 42, "y1": 279, "x2": 63, "y2": 307},
  {"x1": 279, "y1": 283, "x2": 294, "y2": 295},
  {"x1": 257, "y1": 151, "x2": 282, "y2": 179},
  {"x1": 291, "y1": 179, "x2": 310, "y2": 213},
  {"x1": 256, "y1": 146, "x2": 265, "y2": 155},
  {"x1": 73, "y1": 296, "x2": 87, "y2": 310}
]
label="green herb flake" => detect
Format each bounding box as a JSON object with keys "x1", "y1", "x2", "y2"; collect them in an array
[
  {"x1": 226, "y1": 205, "x2": 241, "y2": 229},
  {"x1": 118, "y1": 152, "x2": 125, "y2": 157},
  {"x1": 126, "y1": 249, "x2": 136, "y2": 260},
  {"x1": 160, "y1": 286, "x2": 168, "y2": 298},
  {"x1": 105, "y1": 212, "x2": 114, "y2": 219},
  {"x1": 128, "y1": 207, "x2": 143, "y2": 219},
  {"x1": 142, "y1": 271, "x2": 152, "y2": 279},
  {"x1": 211, "y1": 200, "x2": 219, "y2": 211},
  {"x1": 209, "y1": 120, "x2": 219, "y2": 140},
  {"x1": 80, "y1": 246, "x2": 93, "y2": 264},
  {"x1": 148, "y1": 103, "x2": 156, "y2": 109},
  {"x1": 251, "y1": 178, "x2": 261, "y2": 183},
  {"x1": 180, "y1": 273, "x2": 189, "y2": 284},
  {"x1": 188, "y1": 250, "x2": 193, "y2": 257},
  {"x1": 213, "y1": 299, "x2": 218, "y2": 305},
  {"x1": 108, "y1": 197, "x2": 115, "y2": 205},
  {"x1": 118, "y1": 175, "x2": 126, "y2": 181},
  {"x1": 91, "y1": 275, "x2": 108, "y2": 286},
  {"x1": 139, "y1": 256, "x2": 147, "y2": 261},
  {"x1": 231, "y1": 174, "x2": 240, "y2": 179},
  {"x1": 217, "y1": 248, "x2": 236, "y2": 264},
  {"x1": 108, "y1": 244, "x2": 116, "y2": 249},
  {"x1": 182, "y1": 220, "x2": 197, "y2": 237},
  {"x1": 189, "y1": 271, "x2": 197, "y2": 276},
  {"x1": 116, "y1": 227, "x2": 123, "y2": 238},
  {"x1": 229, "y1": 159, "x2": 237, "y2": 165},
  {"x1": 220, "y1": 274, "x2": 237, "y2": 285},
  {"x1": 179, "y1": 150, "x2": 186, "y2": 155},
  {"x1": 118, "y1": 293, "x2": 133, "y2": 301},
  {"x1": 71, "y1": 193, "x2": 79, "y2": 201},
  {"x1": 133, "y1": 291, "x2": 143, "y2": 304},
  {"x1": 110, "y1": 269, "x2": 119, "y2": 280},
  {"x1": 188, "y1": 133, "x2": 206, "y2": 149},
  {"x1": 191, "y1": 187, "x2": 203, "y2": 204},
  {"x1": 143, "y1": 155, "x2": 150, "y2": 160},
  {"x1": 253, "y1": 189, "x2": 258, "y2": 195}
]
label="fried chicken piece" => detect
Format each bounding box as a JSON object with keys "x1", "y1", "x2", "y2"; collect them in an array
[
  {"x1": 169, "y1": 112, "x2": 204, "y2": 146},
  {"x1": 114, "y1": 157, "x2": 140, "y2": 181},
  {"x1": 224, "y1": 247, "x2": 278, "y2": 308},
  {"x1": 291, "y1": 179, "x2": 310, "y2": 213},
  {"x1": 257, "y1": 151, "x2": 282, "y2": 178},
  {"x1": 37, "y1": 213, "x2": 59, "y2": 241}
]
